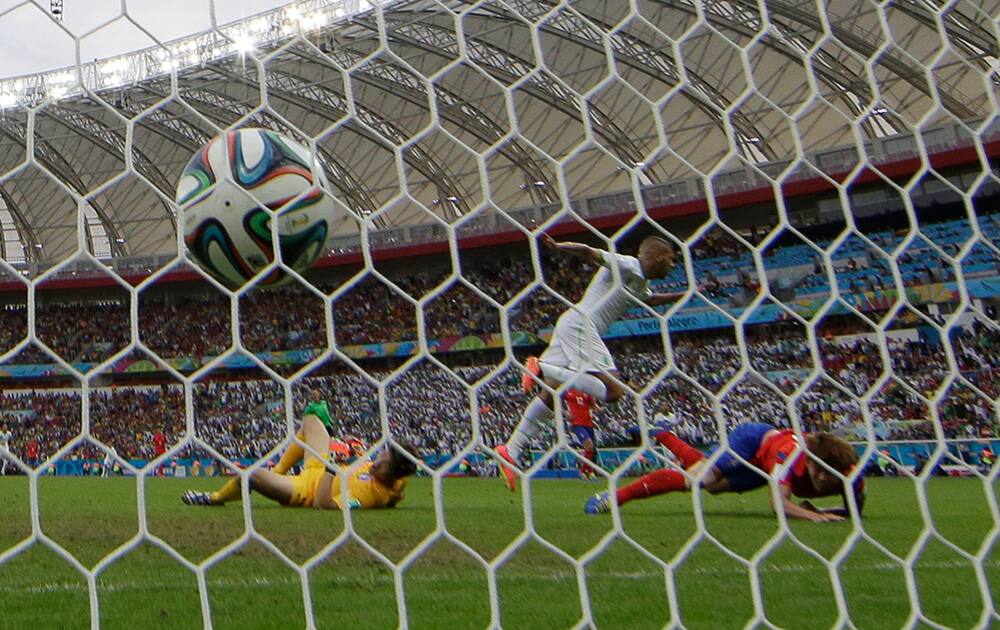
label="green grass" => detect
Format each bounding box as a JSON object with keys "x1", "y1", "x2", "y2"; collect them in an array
[{"x1": 0, "y1": 476, "x2": 997, "y2": 628}]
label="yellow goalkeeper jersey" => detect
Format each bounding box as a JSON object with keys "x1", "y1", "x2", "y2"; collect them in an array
[{"x1": 331, "y1": 461, "x2": 407, "y2": 510}]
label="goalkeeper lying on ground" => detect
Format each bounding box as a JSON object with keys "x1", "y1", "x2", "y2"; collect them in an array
[{"x1": 181, "y1": 402, "x2": 418, "y2": 510}]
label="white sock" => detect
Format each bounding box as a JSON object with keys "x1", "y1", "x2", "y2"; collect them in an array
[
  {"x1": 507, "y1": 397, "x2": 553, "y2": 460},
  {"x1": 539, "y1": 362, "x2": 609, "y2": 402}
]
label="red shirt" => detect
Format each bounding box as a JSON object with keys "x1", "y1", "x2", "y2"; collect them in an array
[
  {"x1": 27, "y1": 441, "x2": 38, "y2": 458},
  {"x1": 752, "y1": 430, "x2": 819, "y2": 498},
  {"x1": 153, "y1": 432, "x2": 167, "y2": 455},
  {"x1": 330, "y1": 438, "x2": 352, "y2": 462},
  {"x1": 753, "y1": 430, "x2": 865, "y2": 502},
  {"x1": 564, "y1": 390, "x2": 594, "y2": 428}
]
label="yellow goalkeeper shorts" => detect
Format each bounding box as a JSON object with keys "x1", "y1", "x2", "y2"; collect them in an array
[{"x1": 287, "y1": 459, "x2": 326, "y2": 507}]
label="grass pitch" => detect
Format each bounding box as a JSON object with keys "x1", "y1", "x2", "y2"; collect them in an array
[{"x1": 0, "y1": 475, "x2": 997, "y2": 629}]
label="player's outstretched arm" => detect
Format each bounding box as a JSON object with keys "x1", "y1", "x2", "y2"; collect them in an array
[
  {"x1": 540, "y1": 233, "x2": 603, "y2": 264},
  {"x1": 313, "y1": 471, "x2": 338, "y2": 510},
  {"x1": 802, "y1": 478, "x2": 865, "y2": 519},
  {"x1": 800, "y1": 497, "x2": 864, "y2": 520},
  {"x1": 774, "y1": 484, "x2": 844, "y2": 522},
  {"x1": 645, "y1": 291, "x2": 687, "y2": 306}
]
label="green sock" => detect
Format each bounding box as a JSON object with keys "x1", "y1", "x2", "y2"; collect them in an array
[{"x1": 303, "y1": 401, "x2": 333, "y2": 431}]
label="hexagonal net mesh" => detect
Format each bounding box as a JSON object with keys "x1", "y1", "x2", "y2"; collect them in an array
[{"x1": 0, "y1": 0, "x2": 999, "y2": 627}]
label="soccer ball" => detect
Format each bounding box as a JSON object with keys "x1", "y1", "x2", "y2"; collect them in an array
[{"x1": 175, "y1": 128, "x2": 336, "y2": 289}]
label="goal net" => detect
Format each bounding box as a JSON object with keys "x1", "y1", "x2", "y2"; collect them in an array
[{"x1": 0, "y1": 0, "x2": 998, "y2": 627}]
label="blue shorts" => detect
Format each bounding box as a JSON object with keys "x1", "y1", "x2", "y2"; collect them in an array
[
  {"x1": 709, "y1": 423, "x2": 774, "y2": 493},
  {"x1": 571, "y1": 425, "x2": 595, "y2": 446}
]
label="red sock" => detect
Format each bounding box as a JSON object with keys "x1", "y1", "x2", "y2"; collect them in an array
[
  {"x1": 654, "y1": 431, "x2": 704, "y2": 469},
  {"x1": 616, "y1": 469, "x2": 688, "y2": 505},
  {"x1": 579, "y1": 447, "x2": 597, "y2": 475}
]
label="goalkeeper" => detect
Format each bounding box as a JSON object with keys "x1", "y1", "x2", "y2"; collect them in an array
[{"x1": 182, "y1": 402, "x2": 417, "y2": 510}]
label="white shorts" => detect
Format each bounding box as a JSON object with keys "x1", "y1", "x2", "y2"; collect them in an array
[{"x1": 540, "y1": 312, "x2": 616, "y2": 373}]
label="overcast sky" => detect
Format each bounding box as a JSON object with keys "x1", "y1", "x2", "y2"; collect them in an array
[{"x1": 0, "y1": 0, "x2": 294, "y2": 77}]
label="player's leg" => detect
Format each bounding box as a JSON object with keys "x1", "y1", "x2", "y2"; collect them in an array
[
  {"x1": 498, "y1": 375, "x2": 559, "y2": 491},
  {"x1": 572, "y1": 425, "x2": 598, "y2": 478},
  {"x1": 504, "y1": 325, "x2": 609, "y2": 456},
  {"x1": 502, "y1": 320, "x2": 620, "y2": 490},
  {"x1": 297, "y1": 414, "x2": 332, "y2": 466},
  {"x1": 588, "y1": 370, "x2": 625, "y2": 403},
  {"x1": 182, "y1": 464, "x2": 296, "y2": 506},
  {"x1": 585, "y1": 424, "x2": 766, "y2": 513},
  {"x1": 231, "y1": 413, "x2": 331, "y2": 505},
  {"x1": 585, "y1": 458, "x2": 728, "y2": 513},
  {"x1": 499, "y1": 331, "x2": 573, "y2": 490},
  {"x1": 246, "y1": 468, "x2": 295, "y2": 505},
  {"x1": 652, "y1": 426, "x2": 707, "y2": 470},
  {"x1": 523, "y1": 358, "x2": 623, "y2": 402},
  {"x1": 536, "y1": 334, "x2": 625, "y2": 404},
  {"x1": 589, "y1": 424, "x2": 775, "y2": 512},
  {"x1": 272, "y1": 430, "x2": 306, "y2": 474},
  {"x1": 183, "y1": 415, "x2": 330, "y2": 506},
  {"x1": 508, "y1": 376, "x2": 557, "y2": 454},
  {"x1": 273, "y1": 405, "x2": 334, "y2": 474},
  {"x1": 585, "y1": 427, "x2": 705, "y2": 511}
]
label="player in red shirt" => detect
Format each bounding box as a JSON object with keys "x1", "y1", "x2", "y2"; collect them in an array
[
  {"x1": 565, "y1": 389, "x2": 599, "y2": 479},
  {"x1": 153, "y1": 431, "x2": 167, "y2": 456},
  {"x1": 585, "y1": 422, "x2": 864, "y2": 522},
  {"x1": 26, "y1": 439, "x2": 39, "y2": 468},
  {"x1": 152, "y1": 430, "x2": 167, "y2": 477}
]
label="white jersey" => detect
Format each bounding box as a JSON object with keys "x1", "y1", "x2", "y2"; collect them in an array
[
  {"x1": 0, "y1": 430, "x2": 11, "y2": 448},
  {"x1": 566, "y1": 251, "x2": 651, "y2": 333},
  {"x1": 653, "y1": 411, "x2": 678, "y2": 426}
]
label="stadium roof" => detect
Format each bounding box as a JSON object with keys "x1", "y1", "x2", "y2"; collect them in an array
[{"x1": 0, "y1": 0, "x2": 995, "y2": 264}]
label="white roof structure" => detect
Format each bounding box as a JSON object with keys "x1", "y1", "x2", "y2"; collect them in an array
[{"x1": 0, "y1": 0, "x2": 995, "y2": 263}]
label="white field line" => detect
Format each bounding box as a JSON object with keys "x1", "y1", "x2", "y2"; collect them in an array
[{"x1": 2, "y1": 559, "x2": 998, "y2": 596}]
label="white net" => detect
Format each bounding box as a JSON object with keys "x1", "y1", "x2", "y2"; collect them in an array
[{"x1": 0, "y1": 0, "x2": 999, "y2": 627}]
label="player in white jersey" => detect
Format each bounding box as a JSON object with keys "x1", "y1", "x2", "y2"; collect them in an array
[
  {"x1": 653, "y1": 400, "x2": 680, "y2": 430},
  {"x1": 0, "y1": 426, "x2": 12, "y2": 476},
  {"x1": 497, "y1": 233, "x2": 680, "y2": 491},
  {"x1": 102, "y1": 446, "x2": 118, "y2": 478}
]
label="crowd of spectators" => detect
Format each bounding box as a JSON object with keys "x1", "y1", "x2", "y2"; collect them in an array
[
  {"x1": 1, "y1": 211, "x2": 997, "y2": 366},
  {"x1": 0, "y1": 380, "x2": 287, "y2": 465},
  {"x1": 0, "y1": 211, "x2": 998, "y2": 470},
  {"x1": 0, "y1": 254, "x2": 591, "y2": 364},
  {"x1": 3, "y1": 321, "x2": 996, "y2": 470}
]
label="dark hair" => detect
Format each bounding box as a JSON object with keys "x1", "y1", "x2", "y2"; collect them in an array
[
  {"x1": 387, "y1": 441, "x2": 420, "y2": 479},
  {"x1": 809, "y1": 433, "x2": 858, "y2": 473},
  {"x1": 639, "y1": 235, "x2": 672, "y2": 249}
]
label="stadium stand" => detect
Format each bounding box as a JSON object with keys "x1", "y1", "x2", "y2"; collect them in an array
[
  {"x1": 3, "y1": 212, "x2": 998, "y2": 359},
  {"x1": 1, "y1": 206, "x2": 998, "y2": 473},
  {"x1": 3, "y1": 317, "x2": 997, "y2": 466}
]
